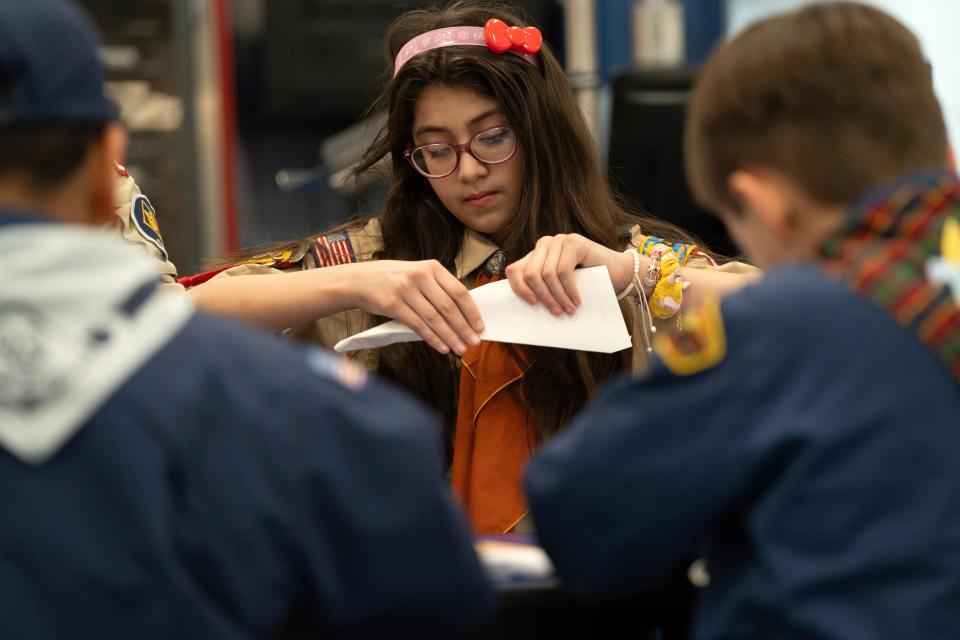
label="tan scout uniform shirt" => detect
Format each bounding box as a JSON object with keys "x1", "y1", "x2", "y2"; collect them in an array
[
  {"x1": 211, "y1": 218, "x2": 758, "y2": 368},
  {"x1": 110, "y1": 170, "x2": 183, "y2": 292}
]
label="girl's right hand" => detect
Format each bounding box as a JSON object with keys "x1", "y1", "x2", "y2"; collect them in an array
[
  {"x1": 346, "y1": 260, "x2": 484, "y2": 356},
  {"x1": 506, "y1": 233, "x2": 636, "y2": 315}
]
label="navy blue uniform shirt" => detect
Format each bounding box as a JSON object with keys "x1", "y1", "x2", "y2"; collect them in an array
[
  {"x1": 0, "y1": 213, "x2": 494, "y2": 639},
  {"x1": 526, "y1": 266, "x2": 960, "y2": 639}
]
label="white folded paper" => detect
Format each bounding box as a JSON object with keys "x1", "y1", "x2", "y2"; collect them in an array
[
  {"x1": 334, "y1": 265, "x2": 632, "y2": 354},
  {"x1": 474, "y1": 538, "x2": 557, "y2": 584}
]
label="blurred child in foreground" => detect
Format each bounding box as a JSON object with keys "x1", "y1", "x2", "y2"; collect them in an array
[{"x1": 526, "y1": 3, "x2": 960, "y2": 638}]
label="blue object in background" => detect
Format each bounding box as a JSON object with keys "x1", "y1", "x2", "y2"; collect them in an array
[
  {"x1": 595, "y1": 0, "x2": 726, "y2": 78},
  {"x1": 596, "y1": 0, "x2": 634, "y2": 83},
  {"x1": 682, "y1": 0, "x2": 726, "y2": 65}
]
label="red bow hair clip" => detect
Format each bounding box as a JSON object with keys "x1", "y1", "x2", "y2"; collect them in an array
[{"x1": 483, "y1": 18, "x2": 542, "y2": 56}]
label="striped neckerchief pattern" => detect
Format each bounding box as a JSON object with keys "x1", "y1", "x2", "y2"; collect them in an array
[{"x1": 819, "y1": 172, "x2": 960, "y2": 382}]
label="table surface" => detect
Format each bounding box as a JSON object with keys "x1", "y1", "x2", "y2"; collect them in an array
[{"x1": 471, "y1": 534, "x2": 697, "y2": 640}]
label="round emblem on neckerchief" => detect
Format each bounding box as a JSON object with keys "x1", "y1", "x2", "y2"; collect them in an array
[{"x1": 484, "y1": 250, "x2": 507, "y2": 277}]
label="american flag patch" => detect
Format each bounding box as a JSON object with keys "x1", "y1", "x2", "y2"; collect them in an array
[{"x1": 312, "y1": 232, "x2": 357, "y2": 267}]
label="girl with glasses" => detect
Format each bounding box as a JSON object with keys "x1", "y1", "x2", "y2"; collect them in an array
[{"x1": 188, "y1": 0, "x2": 757, "y2": 534}]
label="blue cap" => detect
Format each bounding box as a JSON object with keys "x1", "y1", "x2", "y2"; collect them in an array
[{"x1": 0, "y1": 0, "x2": 118, "y2": 128}]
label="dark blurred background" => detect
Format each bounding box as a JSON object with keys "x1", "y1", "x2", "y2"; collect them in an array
[{"x1": 81, "y1": 1, "x2": 949, "y2": 274}]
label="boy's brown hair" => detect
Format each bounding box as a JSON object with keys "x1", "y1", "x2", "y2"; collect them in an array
[{"x1": 685, "y1": 2, "x2": 948, "y2": 215}]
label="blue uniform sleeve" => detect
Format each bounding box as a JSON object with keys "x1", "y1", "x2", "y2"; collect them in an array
[
  {"x1": 168, "y1": 328, "x2": 495, "y2": 636},
  {"x1": 525, "y1": 294, "x2": 786, "y2": 597}
]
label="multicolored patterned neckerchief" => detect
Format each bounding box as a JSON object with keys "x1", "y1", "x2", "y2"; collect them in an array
[{"x1": 818, "y1": 172, "x2": 960, "y2": 382}]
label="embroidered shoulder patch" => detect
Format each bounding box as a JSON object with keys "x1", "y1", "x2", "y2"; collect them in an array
[
  {"x1": 177, "y1": 242, "x2": 309, "y2": 288},
  {"x1": 306, "y1": 349, "x2": 368, "y2": 391},
  {"x1": 312, "y1": 232, "x2": 357, "y2": 267},
  {"x1": 246, "y1": 241, "x2": 309, "y2": 269},
  {"x1": 654, "y1": 297, "x2": 727, "y2": 376},
  {"x1": 130, "y1": 194, "x2": 167, "y2": 260}
]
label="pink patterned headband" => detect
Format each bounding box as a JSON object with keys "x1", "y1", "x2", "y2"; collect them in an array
[{"x1": 393, "y1": 18, "x2": 543, "y2": 77}]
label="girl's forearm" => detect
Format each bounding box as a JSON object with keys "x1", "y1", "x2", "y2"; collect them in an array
[
  {"x1": 186, "y1": 266, "x2": 359, "y2": 331},
  {"x1": 679, "y1": 265, "x2": 760, "y2": 309}
]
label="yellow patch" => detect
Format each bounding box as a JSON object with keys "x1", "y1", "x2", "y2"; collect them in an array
[
  {"x1": 242, "y1": 241, "x2": 309, "y2": 269},
  {"x1": 654, "y1": 297, "x2": 727, "y2": 376},
  {"x1": 130, "y1": 195, "x2": 167, "y2": 259},
  {"x1": 248, "y1": 249, "x2": 293, "y2": 267},
  {"x1": 929, "y1": 217, "x2": 960, "y2": 307},
  {"x1": 142, "y1": 205, "x2": 162, "y2": 240},
  {"x1": 942, "y1": 217, "x2": 960, "y2": 265}
]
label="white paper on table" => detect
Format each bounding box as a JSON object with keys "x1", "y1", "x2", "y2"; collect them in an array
[
  {"x1": 333, "y1": 265, "x2": 632, "y2": 354},
  {"x1": 474, "y1": 538, "x2": 556, "y2": 583}
]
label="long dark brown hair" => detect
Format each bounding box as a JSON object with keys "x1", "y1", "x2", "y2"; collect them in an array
[
  {"x1": 349, "y1": 0, "x2": 702, "y2": 443},
  {"x1": 213, "y1": 1, "x2": 705, "y2": 446}
]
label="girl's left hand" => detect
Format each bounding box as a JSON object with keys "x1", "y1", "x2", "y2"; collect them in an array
[{"x1": 506, "y1": 233, "x2": 636, "y2": 315}]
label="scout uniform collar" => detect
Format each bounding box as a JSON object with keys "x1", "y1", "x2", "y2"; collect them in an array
[
  {"x1": 0, "y1": 219, "x2": 192, "y2": 463},
  {"x1": 819, "y1": 171, "x2": 960, "y2": 381},
  {"x1": 455, "y1": 227, "x2": 500, "y2": 280}
]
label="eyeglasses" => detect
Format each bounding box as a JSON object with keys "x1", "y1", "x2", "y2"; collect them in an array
[{"x1": 405, "y1": 126, "x2": 517, "y2": 179}]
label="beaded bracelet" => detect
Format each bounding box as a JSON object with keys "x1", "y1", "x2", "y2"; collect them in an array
[
  {"x1": 616, "y1": 247, "x2": 641, "y2": 300},
  {"x1": 640, "y1": 249, "x2": 662, "y2": 298},
  {"x1": 623, "y1": 238, "x2": 694, "y2": 351}
]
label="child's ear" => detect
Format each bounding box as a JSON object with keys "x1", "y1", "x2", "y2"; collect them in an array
[
  {"x1": 727, "y1": 169, "x2": 793, "y2": 241},
  {"x1": 947, "y1": 143, "x2": 957, "y2": 174},
  {"x1": 87, "y1": 124, "x2": 127, "y2": 225}
]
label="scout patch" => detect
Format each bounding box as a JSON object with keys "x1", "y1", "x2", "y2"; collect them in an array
[
  {"x1": 130, "y1": 194, "x2": 167, "y2": 260},
  {"x1": 305, "y1": 349, "x2": 368, "y2": 391},
  {"x1": 246, "y1": 240, "x2": 309, "y2": 269},
  {"x1": 176, "y1": 241, "x2": 309, "y2": 288},
  {"x1": 927, "y1": 217, "x2": 960, "y2": 306},
  {"x1": 312, "y1": 232, "x2": 357, "y2": 267},
  {"x1": 654, "y1": 297, "x2": 727, "y2": 376}
]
